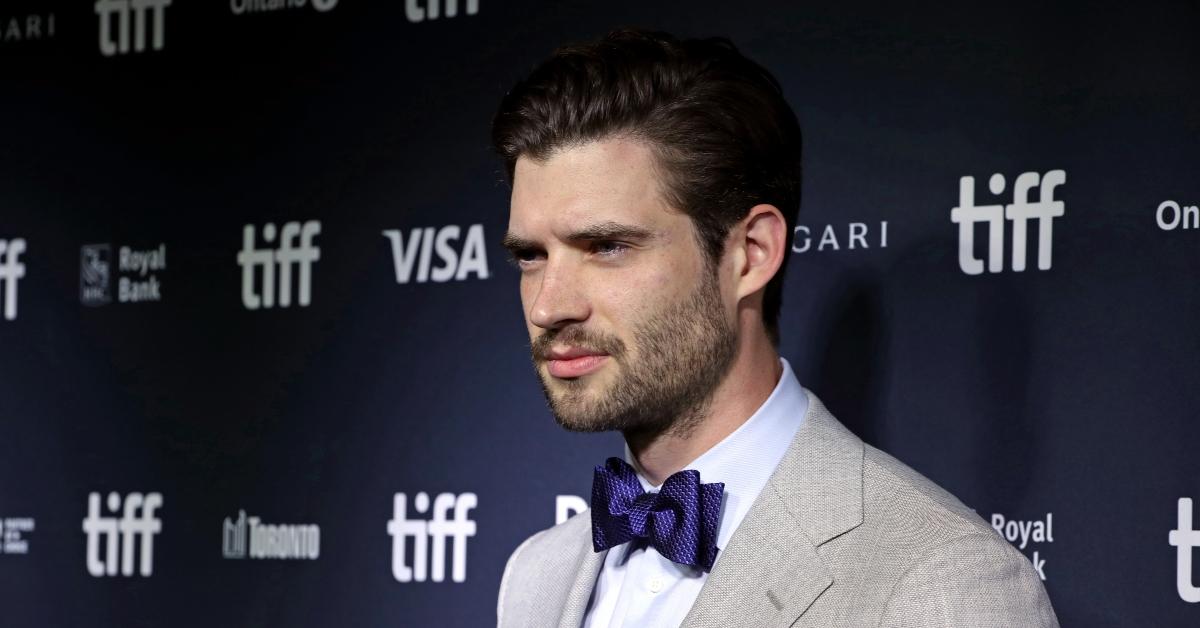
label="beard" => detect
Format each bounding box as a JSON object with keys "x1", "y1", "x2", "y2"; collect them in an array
[{"x1": 529, "y1": 268, "x2": 738, "y2": 439}]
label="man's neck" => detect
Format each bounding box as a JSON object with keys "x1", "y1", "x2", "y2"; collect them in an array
[{"x1": 624, "y1": 332, "x2": 783, "y2": 485}]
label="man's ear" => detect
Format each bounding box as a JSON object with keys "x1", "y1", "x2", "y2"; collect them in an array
[{"x1": 733, "y1": 204, "x2": 787, "y2": 301}]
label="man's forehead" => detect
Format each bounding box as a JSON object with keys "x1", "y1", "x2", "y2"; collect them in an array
[{"x1": 508, "y1": 138, "x2": 677, "y2": 236}]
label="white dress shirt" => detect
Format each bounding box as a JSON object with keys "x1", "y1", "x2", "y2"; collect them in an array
[{"x1": 582, "y1": 358, "x2": 809, "y2": 628}]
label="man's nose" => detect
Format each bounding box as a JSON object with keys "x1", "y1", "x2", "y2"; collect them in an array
[{"x1": 528, "y1": 260, "x2": 590, "y2": 330}]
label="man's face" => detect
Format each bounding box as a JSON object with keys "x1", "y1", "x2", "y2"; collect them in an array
[{"x1": 504, "y1": 138, "x2": 738, "y2": 436}]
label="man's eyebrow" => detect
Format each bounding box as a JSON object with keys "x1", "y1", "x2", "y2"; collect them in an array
[
  {"x1": 564, "y1": 221, "x2": 656, "y2": 243},
  {"x1": 501, "y1": 222, "x2": 657, "y2": 253},
  {"x1": 500, "y1": 232, "x2": 538, "y2": 253}
]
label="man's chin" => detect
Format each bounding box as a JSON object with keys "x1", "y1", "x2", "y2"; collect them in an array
[{"x1": 539, "y1": 379, "x2": 610, "y2": 431}]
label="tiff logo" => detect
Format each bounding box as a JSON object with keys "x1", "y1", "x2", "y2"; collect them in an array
[
  {"x1": 0, "y1": 238, "x2": 26, "y2": 321},
  {"x1": 387, "y1": 492, "x2": 477, "y2": 583},
  {"x1": 950, "y1": 170, "x2": 1065, "y2": 275},
  {"x1": 95, "y1": 0, "x2": 170, "y2": 56},
  {"x1": 382, "y1": 224, "x2": 490, "y2": 284},
  {"x1": 238, "y1": 221, "x2": 321, "y2": 310},
  {"x1": 82, "y1": 491, "x2": 163, "y2": 577},
  {"x1": 1169, "y1": 497, "x2": 1200, "y2": 603},
  {"x1": 406, "y1": 0, "x2": 479, "y2": 22}
]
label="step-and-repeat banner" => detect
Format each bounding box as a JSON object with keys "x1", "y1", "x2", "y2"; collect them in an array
[{"x1": 1, "y1": 1, "x2": 1197, "y2": 626}]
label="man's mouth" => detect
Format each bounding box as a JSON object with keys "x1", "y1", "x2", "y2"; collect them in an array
[{"x1": 544, "y1": 347, "x2": 610, "y2": 379}]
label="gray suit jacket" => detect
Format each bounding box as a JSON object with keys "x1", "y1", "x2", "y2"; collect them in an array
[{"x1": 498, "y1": 391, "x2": 1059, "y2": 627}]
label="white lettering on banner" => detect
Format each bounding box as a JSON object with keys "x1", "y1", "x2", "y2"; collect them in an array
[
  {"x1": 991, "y1": 512, "x2": 1053, "y2": 581},
  {"x1": 230, "y1": 0, "x2": 339, "y2": 16},
  {"x1": 0, "y1": 13, "x2": 56, "y2": 43},
  {"x1": 0, "y1": 238, "x2": 26, "y2": 321},
  {"x1": 388, "y1": 492, "x2": 477, "y2": 583},
  {"x1": 1169, "y1": 497, "x2": 1200, "y2": 603},
  {"x1": 238, "y1": 221, "x2": 321, "y2": 309},
  {"x1": 0, "y1": 517, "x2": 35, "y2": 554},
  {"x1": 82, "y1": 243, "x2": 167, "y2": 306},
  {"x1": 556, "y1": 495, "x2": 587, "y2": 525},
  {"x1": 792, "y1": 221, "x2": 889, "y2": 253},
  {"x1": 82, "y1": 492, "x2": 163, "y2": 577},
  {"x1": 951, "y1": 170, "x2": 1065, "y2": 274},
  {"x1": 382, "y1": 224, "x2": 490, "y2": 284},
  {"x1": 222, "y1": 509, "x2": 320, "y2": 560},
  {"x1": 95, "y1": 0, "x2": 170, "y2": 56},
  {"x1": 1156, "y1": 200, "x2": 1200, "y2": 231},
  {"x1": 405, "y1": 0, "x2": 479, "y2": 22}
]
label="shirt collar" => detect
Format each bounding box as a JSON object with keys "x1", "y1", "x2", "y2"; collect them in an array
[{"x1": 625, "y1": 358, "x2": 808, "y2": 550}]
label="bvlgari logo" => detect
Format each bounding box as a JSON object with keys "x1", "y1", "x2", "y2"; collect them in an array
[
  {"x1": 792, "y1": 221, "x2": 888, "y2": 254},
  {"x1": 1, "y1": 13, "x2": 55, "y2": 44}
]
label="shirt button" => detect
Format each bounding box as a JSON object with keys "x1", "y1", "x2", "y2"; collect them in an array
[{"x1": 648, "y1": 577, "x2": 664, "y2": 593}]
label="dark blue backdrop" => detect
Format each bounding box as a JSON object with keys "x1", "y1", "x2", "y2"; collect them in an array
[{"x1": 0, "y1": 0, "x2": 1197, "y2": 625}]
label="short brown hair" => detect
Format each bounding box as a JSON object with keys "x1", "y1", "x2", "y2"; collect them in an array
[{"x1": 492, "y1": 29, "x2": 802, "y2": 344}]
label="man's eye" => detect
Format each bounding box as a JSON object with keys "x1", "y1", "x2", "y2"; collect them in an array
[
  {"x1": 508, "y1": 250, "x2": 544, "y2": 268},
  {"x1": 592, "y1": 241, "x2": 629, "y2": 257}
]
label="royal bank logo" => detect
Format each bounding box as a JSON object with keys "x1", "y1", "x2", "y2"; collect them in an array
[
  {"x1": 82, "y1": 491, "x2": 163, "y2": 577},
  {"x1": 0, "y1": 238, "x2": 26, "y2": 322},
  {"x1": 951, "y1": 170, "x2": 1065, "y2": 275},
  {"x1": 231, "y1": 0, "x2": 339, "y2": 16},
  {"x1": 405, "y1": 0, "x2": 479, "y2": 22},
  {"x1": 95, "y1": 0, "x2": 170, "y2": 57},
  {"x1": 382, "y1": 224, "x2": 490, "y2": 284},
  {"x1": 1, "y1": 13, "x2": 56, "y2": 45},
  {"x1": 991, "y1": 512, "x2": 1053, "y2": 581},
  {"x1": 238, "y1": 221, "x2": 321, "y2": 309},
  {"x1": 1169, "y1": 497, "x2": 1200, "y2": 603},
  {"x1": 81, "y1": 243, "x2": 166, "y2": 306},
  {"x1": 1156, "y1": 200, "x2": 1199, "y2": 232},
  {"x1": 792, "y1": 221, "x2": 888, "y2": 254},
  {"x1": 222, "y1": 509, "x2": 320, "y2": 560},
  {"x1": 387, "y1": 491, "x2": 477, "y2": 583},
  {"x1": 80, "y1": 245, "x2": 111, "y2": 306},
  {"x1": 0, "y1": 517, "x2": 35, "y2": 555}
]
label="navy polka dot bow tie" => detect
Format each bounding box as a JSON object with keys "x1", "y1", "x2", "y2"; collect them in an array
[{"x1": 590, "y1": 457, "x2": 724, "y2": 572}]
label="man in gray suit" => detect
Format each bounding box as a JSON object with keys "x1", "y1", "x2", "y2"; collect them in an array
[{"x1": 493, "y1": 29, "x2": 1058, "y2": 627}]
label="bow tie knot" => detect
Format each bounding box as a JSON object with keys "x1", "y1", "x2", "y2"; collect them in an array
[{"x1": 590, "y1": 457, "x2": 724, "y2": 572}]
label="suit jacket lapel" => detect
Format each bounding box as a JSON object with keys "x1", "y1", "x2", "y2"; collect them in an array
[
  {"x1": 682, "y1": 391, "x2": 864, "y2": 627},
  {"x1": 556, "y1": 540, "x2": 607, "y2": 628}
]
